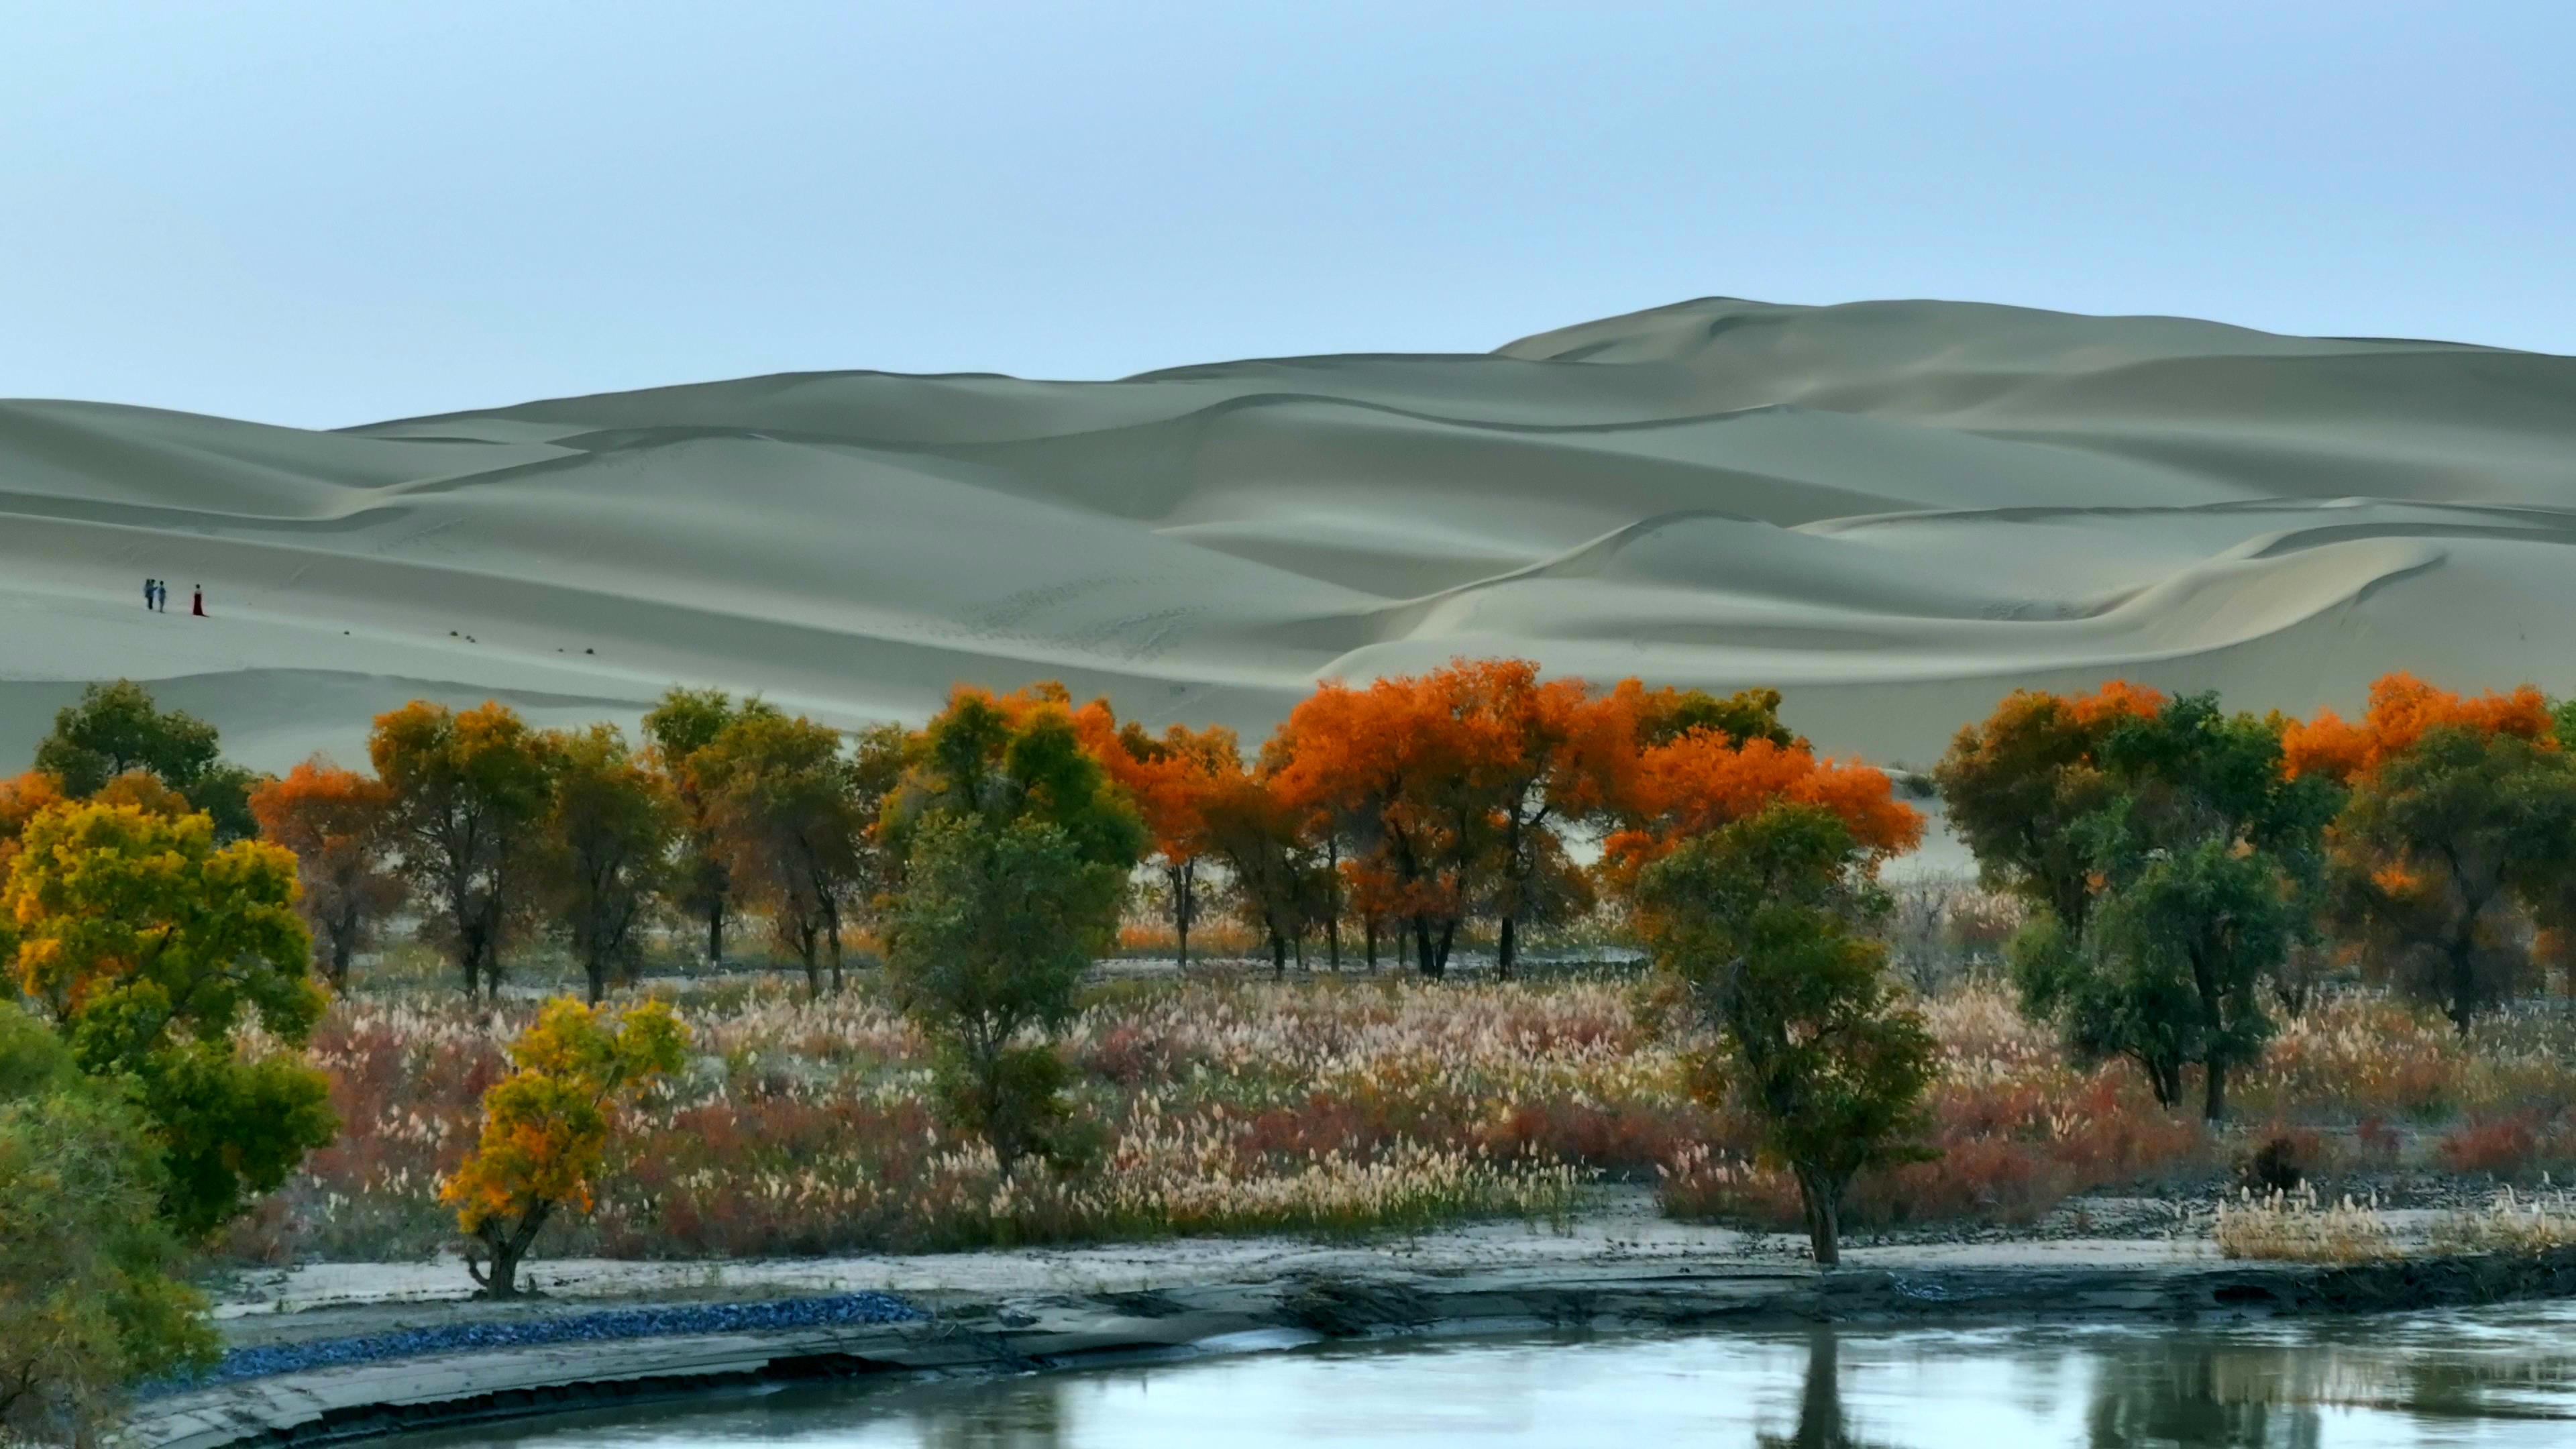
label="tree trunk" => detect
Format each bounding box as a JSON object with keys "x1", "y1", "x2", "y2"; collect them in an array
[
  {"x1": 584, "y1": 953, "x2": 606, "y2": 1005},
  {"x1": 1413, "y1": 916, "x2": 1442, "y2": 978},
  {"x1": 1175, "y1": 861, "x2": 1193, "y2": 972},
  {"x1": 1271, "y1": 928, "x2": 1288, "y2": 978},
  {"x1": 1364, "y1": 916, "x2": 1379, "y2": 972},
  {"x1": 1434, "y1": 918, "x2": 1457, "y2": 977},
  {"x1": 328, "y1": 928, "x2": 355, "y2": 993},
  {"x1": 470, "y1": 1208, "x2": 548, "y2": 1299},
  {"x1": 2203, "y1": 1058, "x2": 2229, "y2": 1122},
  {"x1": 1497, "y1": 915, "x2": 1517, "y2": 981},
  {"x1": 826, "y1": 911, "x2": 845, "y2": 996},
  {"x1": 1325, "y1": 839, "x2": 1341, "y2": 971},
  {"x1": 707, "y1": 895, "x2": 725, "y2": 967},
  {"x1": 1799, "y1": 1171, "x2": 1842, "y2": 1267}
]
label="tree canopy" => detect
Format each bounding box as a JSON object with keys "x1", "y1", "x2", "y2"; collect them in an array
[
  {"x1": 1635, "y1": 804, "x2": 1933, "y2": 1266},
  {"x1": 370, "y1": 700, "x2": 556, "y2": 1000},
  {"x1": 2, "y1": 800, "x2": 335, "y2": 1238},
  {"x1": 442, "y1": 997, "x2": 686, "y2": 1298}
]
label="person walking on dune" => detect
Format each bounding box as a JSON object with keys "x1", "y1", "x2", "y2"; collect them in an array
[
  {"x1": 144, "y1": 577, "x2": 154, "y2": 610},
  {"x1": 191, "y1": 584, "x2": 204, "y2": 617}
]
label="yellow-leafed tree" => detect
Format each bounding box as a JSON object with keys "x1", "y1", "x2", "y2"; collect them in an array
[{"x1": 439, "y1": 997, "x2": 687, "y2": 1297}]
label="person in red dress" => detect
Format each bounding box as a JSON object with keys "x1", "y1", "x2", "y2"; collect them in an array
[{"x1": 191, "y1": 585, "x2": 205, "y2": 617}]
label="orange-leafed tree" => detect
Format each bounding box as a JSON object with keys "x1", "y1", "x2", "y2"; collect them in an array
[
  {"x1": 250, "y1": 759, "x2": 405, "y2": 991},
  {"x1": 1454, "y1": 661, "x2": 1639, "y2": 977},
  {"x1": 1607, "y1": 733, "x2": 1922, "y2": 897},
  {"x1": 2282, "y1": 672, "x2": 2555, "y2": 785},
  {"x1": 1931, "y1": 681, "x2": 2163, "y2": 931},
  {"x1": 0, "y1": 771, "x2": 66, "y2": 876},
  {"x1": 1268, "y1": 667, "x2": 1499, "y2": 978},
  {"x1": 1103, "y1": 720, "x2": 1239, "y2": 970},
  {"x1": 2288, "y1": 674, "x2": 2576, "y2": 1027},
  {"x1": 440, "y1": 997, "x2": 686, "y2": 1298},
  {"x1": 1197, "y1": 764, "x2": 1322, "y2": 975}
]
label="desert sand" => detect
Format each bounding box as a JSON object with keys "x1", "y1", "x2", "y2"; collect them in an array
[{"x1": 5, "y1": 296, "x2": 2573, "y2": 776}]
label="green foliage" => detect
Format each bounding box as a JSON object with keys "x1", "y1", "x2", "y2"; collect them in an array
[
  {"x1": 34, "y1": 680, "x2": 220, "y2": 798},
  {"x1": 1970, "y1": 693, "x2": 2330, "y2": 1119},
  {"x1": 1639, "y1": 686, "x2": 1798, "y2": 749},
  {"x1": 370, "y1": 700, "x2": 557, "y2": 1000},
  {"x1": 1933, "y1": 690, "x2": 2123, "y2": 930},
  {"x1": 642, "y1": 688, "x2": 784, "y2": 965},
  {"x1": 887, "y1": 692, "x2": 1147, "y2": 874},
  {"x1": 183, "y1": 761, "x2": 266, "y2": 845},
  {"x1": 32, "y1": 679, "x2": 266, "y2": 841},
  {"x1": 539, "y1": 724, "x2": 680, "y2": 1003},
  {"x1": 698, "y1": 714, "x2": 890, "y2": 997},
  {"x1": 884, "y1": 811, "x2": 1128, "y2": 1165},
  {"x1": 2332, "y1": 724, "x2": 2576, "y2": 1028},
  {"x1": 3, "y1": 802, "x2": 337, "y2": 1238},
  {"x1": 1, "y1": 1000, "x2": 217, "y2": 1443},
  {"x1": 1636, "y1": 804, "x2": 1935, "y2": 1266}
]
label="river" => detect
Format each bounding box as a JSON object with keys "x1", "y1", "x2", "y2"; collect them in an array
[{"x1": 405, "y1": 1299, "x2": 2576, "y2": 1446}]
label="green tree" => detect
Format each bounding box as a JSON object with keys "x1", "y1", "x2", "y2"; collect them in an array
[
  {"x1": 539, "y1": 724, "x2": 680, "y2": 1004},
  {"x1": 881, "y1": 689, "x2": 1144, "y2": 1164},
  {"x1": 441, "y1": 998, "x2": 686, "y2": 1298},
  {"x1": 1636, "y1": 684, "x2": 1799, "y2": 750},
  {"x1": 32, "y1": 679, "x2": 264, "y2": 841},
  {"x1": 1, "y1": 1002, "x2": 217, "y2": 1446},
  {"x1": 883, "y1": 812, "x2": 1124, "y2": 1166},
  {"x1": 1, "y1": 802, "x2": 336, "y2": 1240},
  {"x1": 1636, "y1": 804, "x2": 1934, "y2": 1267},
  {"x1": 370, "y1": 700, "x2": 557, "y2": 1001},
  {"x1": 2329, "y1": 724, "x2": 2576, "y2": 1029},
  {"x1": 641, "y1": 688, "x2": 782, "y2": 967},
  {"x1": 699, "y1": 714, "x2": 892, "y2": 997},
  {"x1": 1932, "y1": 686, "x2": 2150, "y2": 933},
  {"x1": 2012, "y1": 696, "x2": 2332, "y2": 1120}
]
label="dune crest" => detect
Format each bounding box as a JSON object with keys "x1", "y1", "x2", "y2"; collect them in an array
[{"x1": 4, "y1": 297, "x2": 2573, "y2": 769}]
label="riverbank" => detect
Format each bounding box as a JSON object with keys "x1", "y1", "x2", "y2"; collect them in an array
[{"x1": 129, "y1": 1190, "x2": 2576, "y2": 1449}]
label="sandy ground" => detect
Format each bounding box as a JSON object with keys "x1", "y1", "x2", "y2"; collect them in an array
[
  {"x1": 204, "y1": 1187, "x2": 2216, "y2": 1346},
  {"x1": 8, "y1": 297, "x2": 2576, "y2": 778}
]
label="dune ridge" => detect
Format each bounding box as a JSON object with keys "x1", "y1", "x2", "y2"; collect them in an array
[{"x1": 3, "y1": 297, "x2": 2573, "y2": 771}]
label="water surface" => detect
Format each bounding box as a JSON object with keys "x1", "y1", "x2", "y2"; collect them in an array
[{"x1": 413, "y1": 1300, "x2": 2576, "y2": 1446}]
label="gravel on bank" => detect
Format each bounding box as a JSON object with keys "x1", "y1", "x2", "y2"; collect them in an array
[{"x1": 146, "y1": 1291, "x2": 920, "y2": 1397}]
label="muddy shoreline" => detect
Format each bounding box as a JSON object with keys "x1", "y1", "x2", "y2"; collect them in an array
[{"x1": 128, "y1": 1241, "x2": 2576, "y2": 1449}]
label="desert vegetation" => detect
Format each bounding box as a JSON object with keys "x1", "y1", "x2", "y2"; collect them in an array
[{"x1": 21, "y1": 665, "x2": 2576, "y2": 1435}]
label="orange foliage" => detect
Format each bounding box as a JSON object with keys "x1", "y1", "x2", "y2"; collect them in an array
[
  {"x1": 2283, "y1": 672, "x2": 2555, "y2": 783},
  {"x1": 1604, "y1": 734, "x2": 1922, "y2": 884},
  {"x1": 93, "y1": 768, "x2": 191, "y2": 818},
  {"x1": 250, "y1": 759, "x2": 403, "y2": 987},
  {"x1": 2063, "y1": 678, "x2": 2165, "y2": 729},
  {"x1": 0, "y1": 769, "x2": 66, "y2": 874}
]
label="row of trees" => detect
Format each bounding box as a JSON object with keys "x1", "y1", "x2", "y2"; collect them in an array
[
  {"x1": 1939, "y1": 674, "x2": 2576, "y2": 1123},
  {"x1": 11, "y1": 667, "x2": 1925, "y2": 1006}
]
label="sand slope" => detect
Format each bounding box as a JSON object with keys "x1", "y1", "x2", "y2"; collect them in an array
[{"x1": 4, "y1": 297, "x2": 2573, "y2": 772}]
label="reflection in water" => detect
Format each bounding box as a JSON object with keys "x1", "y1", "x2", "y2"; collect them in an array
[
  {"x1": 2084, "y1": 1340, "x2": 2322, "y2": 1449},
  {"x1": 914, "y1": 1379, "x2": 1067, "y2": 1449},
  {"x1": 1760, "y1": 1334, "x2": 1896, "y2": 1449},
  {"x1": 435, "y1": 1299, "x2": 2576, "y2": 1448}
]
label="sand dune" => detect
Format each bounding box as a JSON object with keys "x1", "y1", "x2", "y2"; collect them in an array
[{"x1": 3, "y1": 297, "x2": 2573, "y2": 773}]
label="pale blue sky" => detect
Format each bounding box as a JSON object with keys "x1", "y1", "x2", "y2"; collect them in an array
[{"x1": 3, "y1": 1, "x2": 2569, "y2": 428}]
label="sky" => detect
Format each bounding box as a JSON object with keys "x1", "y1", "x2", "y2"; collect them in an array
[{"x1": 3, "y1": 1, "x2": 2570, "y2": 429}]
